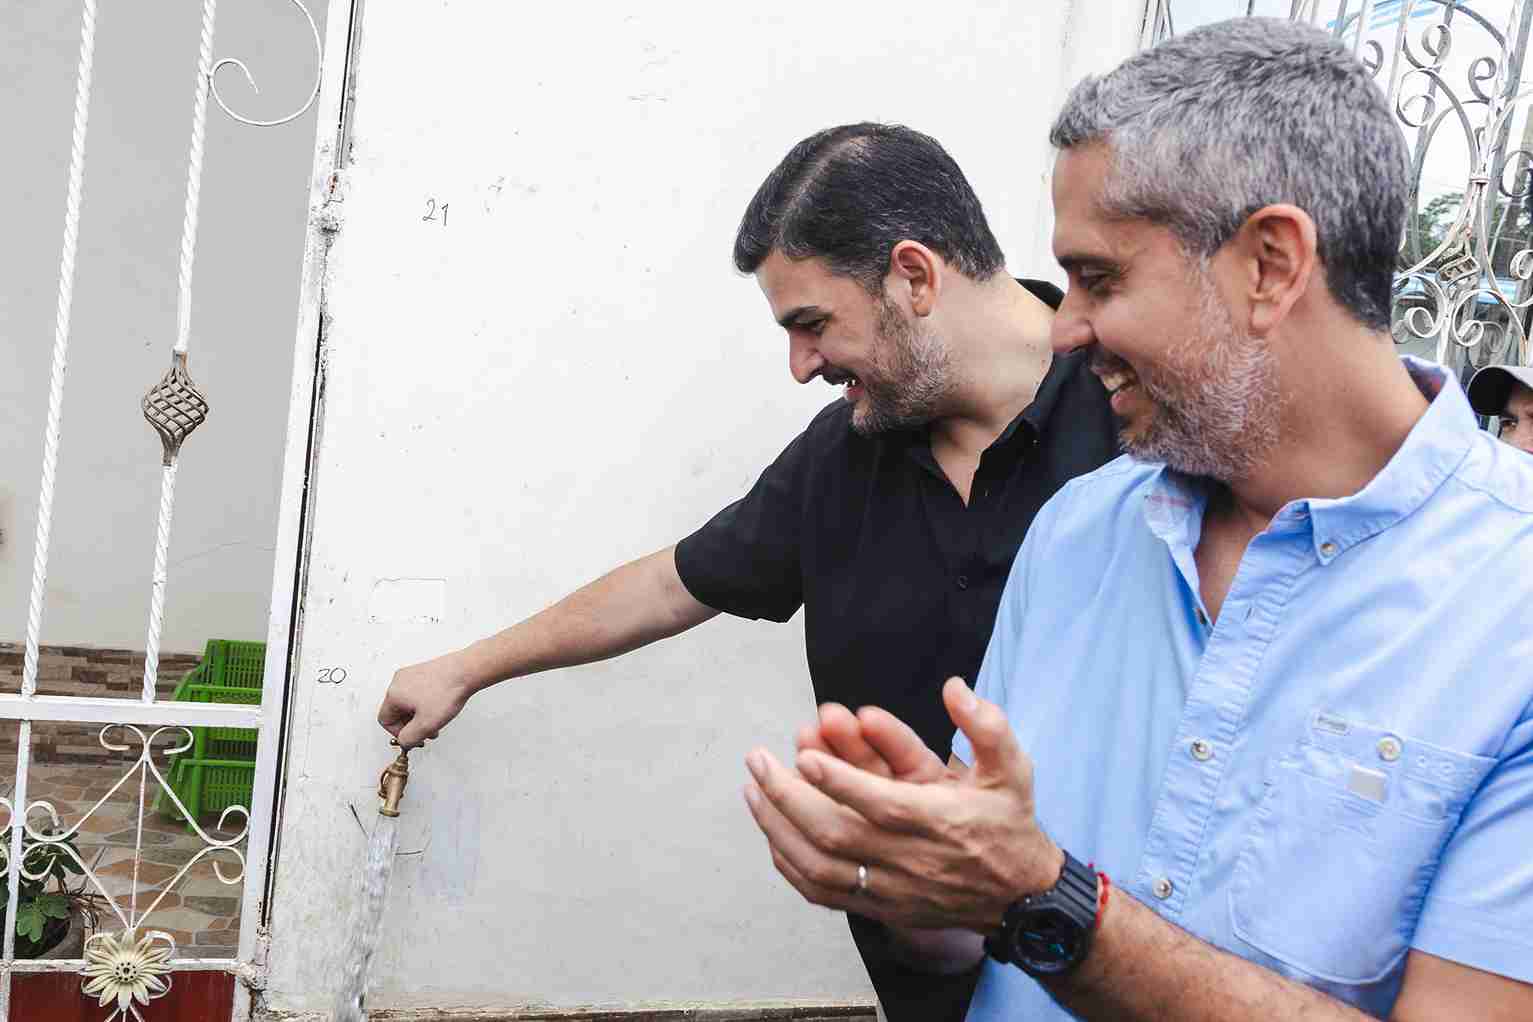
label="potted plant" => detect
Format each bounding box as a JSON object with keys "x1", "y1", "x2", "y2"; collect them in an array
[{"x1": 0, "y1": 824, "x2": 102, "y2": 959}]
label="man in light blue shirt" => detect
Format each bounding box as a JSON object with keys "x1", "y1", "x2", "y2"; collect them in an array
[{"x1": 743, "y1": 17, "x2": 1533, "y2": 1021}]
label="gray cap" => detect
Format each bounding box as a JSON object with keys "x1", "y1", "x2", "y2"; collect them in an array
[{"x1": 1466, "y1": 364, "x2": 1533, "y2": 416}]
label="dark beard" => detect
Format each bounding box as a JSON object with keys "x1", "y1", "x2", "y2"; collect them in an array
[{"x1": 849, "y1": 295, "x2": 951, "y2": 436}]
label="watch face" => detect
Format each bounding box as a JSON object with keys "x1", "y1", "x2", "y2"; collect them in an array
[{"x1": 1016, "y1": 906, "x2": 1087, "y2": 973}]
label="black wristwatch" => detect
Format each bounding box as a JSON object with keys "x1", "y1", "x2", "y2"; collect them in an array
[{"x1": 984, "y1": 850, "x2": 1099, "y2": 978}]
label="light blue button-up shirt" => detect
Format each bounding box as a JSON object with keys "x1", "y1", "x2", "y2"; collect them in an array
[{"x1": 953, "y1": 358, "x2": 1533, "y2": 1019}]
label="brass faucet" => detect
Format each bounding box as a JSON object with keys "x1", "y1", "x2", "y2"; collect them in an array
[{"x1": 377, "y1": 742, "x2": 411, "y2": 817}]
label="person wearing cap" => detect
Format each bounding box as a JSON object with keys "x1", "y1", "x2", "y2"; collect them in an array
[{"x1": 1467, "y1": 363, "x2": 1533, "y2": 455}]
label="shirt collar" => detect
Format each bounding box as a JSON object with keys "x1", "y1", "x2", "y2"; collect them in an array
[
  {"x1": 1142, "y1": 356, "x2": 1477, "y2": 561},
  {"x1": 893, "y1": 279, "x2": 1070, "y2": 462},
  {"x1": 896, "y1": 349, "x2": 1075, "y2": 473},
  {"x1": 1304, "y1": 356, "x2": 1476, "y2": 561},
  {"x1": 993, "y1": 346, "x2": 1085, "y2": 450}
]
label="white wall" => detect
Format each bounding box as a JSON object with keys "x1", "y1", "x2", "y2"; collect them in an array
[
  {"x1": 265, "y1": 0, "x2": 1147, "y2": 1014},
  {"x1": 0, "y1": 1, "x2": 327, "y2": 657}
]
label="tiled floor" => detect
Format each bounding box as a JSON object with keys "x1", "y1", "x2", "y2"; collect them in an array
[{"x1": 6, "y1": 762, "x2": 247, "y2": 959}]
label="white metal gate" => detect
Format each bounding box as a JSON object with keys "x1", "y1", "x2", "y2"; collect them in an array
[{"x1": 0, "y1": 1, "x2": 341, "y2": 1018}]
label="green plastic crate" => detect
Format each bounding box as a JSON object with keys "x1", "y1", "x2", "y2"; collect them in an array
[
  {"x1": 155, "y1": 685, "x2": 261, "y2": 826},
  {"x1": 155, "y1": 640, "x2": 266, "y2": 828},
  {"x1": 179, "y1": 682, "x2": 260, "y2": 759},
  {"x1": 207, "y1": 639, "x2": 266, "y2": 689},
  {"x1": 163, "y1": 757, "x2": 257, "y2": 824}
]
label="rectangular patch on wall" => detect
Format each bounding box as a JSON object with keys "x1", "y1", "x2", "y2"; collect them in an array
[{"x1": 368, "y1": 577, "x2": 446, "y2": 624}]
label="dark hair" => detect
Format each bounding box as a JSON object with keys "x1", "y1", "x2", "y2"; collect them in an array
[
  {"x1": 1050, "y1": 18, "x2": 1407, "y2": 331},
  {"x1": 733, "y1": 123, "x2": 1006, "y2": 290}
]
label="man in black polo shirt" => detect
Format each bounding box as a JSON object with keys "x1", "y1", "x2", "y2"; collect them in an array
[{"x1": 377, "y1": 122, "x2": 1118, "y2": 1020}]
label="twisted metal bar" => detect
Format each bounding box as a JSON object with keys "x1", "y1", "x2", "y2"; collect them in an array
[
  {"x1": 142, "y1": 0, "x2": 218, "y2": 700},
  {"x1": 142, "y1": 462, "x2": 180, "y2": 701},
  {"x1": 21, "y1": 0, "x2": 99, "y2": 701},
  {"x1": 176, "y1": 0, "x2": 218, "y2": 357},
  {"x1": 6, "y1": 7, "x2": 97, "y2": 1006}
]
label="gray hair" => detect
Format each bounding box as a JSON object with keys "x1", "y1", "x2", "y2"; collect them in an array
[{"x1": 1050, "y1": 17, "x2": 1407, "y2": 331}]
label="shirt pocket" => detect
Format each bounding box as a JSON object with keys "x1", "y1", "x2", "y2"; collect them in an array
[{"x1": 1228, "y1": 713, "x2": 1494, "y2": 985}]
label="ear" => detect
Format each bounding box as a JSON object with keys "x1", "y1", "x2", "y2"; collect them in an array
[
  {"x1": 1234, "y1": 204, "x2": 1318, "y2": 335},
  {"x1": 887, "y1": 240, "x2": 943, "y2": 317}
]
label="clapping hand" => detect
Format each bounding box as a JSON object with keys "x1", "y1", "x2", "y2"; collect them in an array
[{"x1": 744, "y1": 677, "x2": 1063, "y2": 934}]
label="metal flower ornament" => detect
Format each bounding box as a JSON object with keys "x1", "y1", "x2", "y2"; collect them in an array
[{"x1": 80, "y1": 930, "x2": 174, "y2": 1021}]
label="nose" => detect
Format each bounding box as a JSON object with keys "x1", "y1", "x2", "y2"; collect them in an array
[
  {"x1": 1050, "y1": 289, "x2": 1094, "y2": 355},
  {"x1": 788, "y1": 330, "x2": 825, "y2": 385}
]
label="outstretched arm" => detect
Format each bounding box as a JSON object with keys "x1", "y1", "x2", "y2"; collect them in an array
[{"x1": 379, "y1": 545, "x2": 716, "y2": 747}]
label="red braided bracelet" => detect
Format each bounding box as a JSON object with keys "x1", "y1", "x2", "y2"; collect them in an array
[{"x1": 1086, "y1": 862, "x2": 1111, "y2": 932}]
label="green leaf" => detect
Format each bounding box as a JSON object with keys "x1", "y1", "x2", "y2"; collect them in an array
[
  {"x1": 37, "y1": 893, "x2": 70, "y2": 920},
  {"x1": 16, "y1": 903, "x2": 44, "y2": 942}
]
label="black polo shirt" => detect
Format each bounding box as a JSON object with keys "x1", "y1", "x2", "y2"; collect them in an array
[{"x1": 675, "y1": 280, "x2": 1120, "y2": 759}]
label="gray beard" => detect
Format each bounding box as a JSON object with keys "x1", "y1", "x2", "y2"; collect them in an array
[{"x1": 1123, "y1": 278, "x2": 1283, "y2": 481}]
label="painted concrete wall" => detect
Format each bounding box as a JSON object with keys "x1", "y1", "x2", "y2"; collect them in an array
[
  {"x1": 265, "y1": 0, "x2": 1146, "y2": 1014},
  {"x1": 0, "y1": 1, "x2": 327, "y2": 658}
]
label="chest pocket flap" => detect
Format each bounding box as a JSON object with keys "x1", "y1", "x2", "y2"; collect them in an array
[{"x1": 1230, "y1": 712, "x2": 1495, "y2": 985}]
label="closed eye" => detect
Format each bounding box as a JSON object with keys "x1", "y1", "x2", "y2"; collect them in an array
[
  {"x1": 1059, "y1": 256, "x2": 1121, "y2": 298},
  {"x1": 1080, "y1": 272, "x2": 1117, "y2": 296}
]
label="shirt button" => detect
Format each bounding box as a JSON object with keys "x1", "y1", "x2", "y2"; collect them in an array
[
  {"x1": 956, "y1": 575, "x2": 969, "y2": 591},
  {"x1": 1195, "y1": 608, "x2": 1209, "y2": 627},
  {"x1": 1377, "y1": 736, "x2": 1403, "y2": 762},
  {"x1": 1190, "y1": 739, "x2": 1213, "y2": 762},
  {"x1": 1153, "y1": 876, "x2": 1174, "y2": 900},
  {"x1": 1320, "y1": 541, "x2": 1338, "y2": 558}
]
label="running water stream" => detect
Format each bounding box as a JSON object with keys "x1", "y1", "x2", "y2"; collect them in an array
[{"x1": 333, "y1": 811, "x2": 401, "y2": 1021}]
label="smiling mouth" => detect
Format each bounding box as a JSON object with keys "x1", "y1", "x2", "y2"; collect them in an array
[
  {"x1": 1098, "y1": 368, "x2": 1139, "y2": 399},
  {"x1": 823, "y1": 371, "x2": 862, "y2": 390}
]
